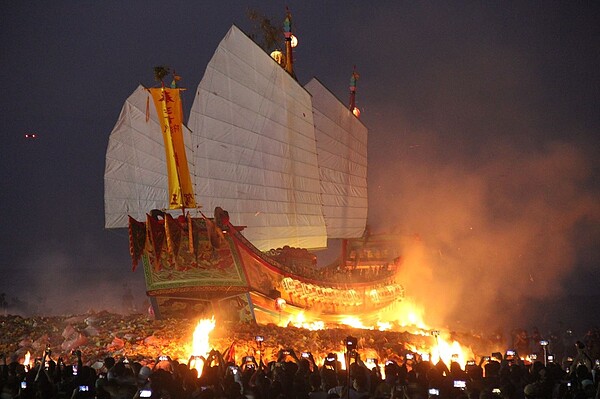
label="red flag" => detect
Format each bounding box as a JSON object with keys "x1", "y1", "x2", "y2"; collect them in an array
[
  {"x1": 165, "y1": 214, "x2": 183, "y2": 255},
  {"x1": 146, "y1": 214, "x2": 166, "y2": 271},
  {"x1": 223, "y1": 341, "x2": 236, "y2": 364},
  {"x1": 205, "y1": 217, "x2": 226, "y2": 249},
  {"x1": 128, "y1": 216, "x2": 146, "y2": 271}
]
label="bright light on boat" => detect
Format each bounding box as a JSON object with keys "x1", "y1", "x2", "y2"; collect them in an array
[
  {"x1": 275, "y1": 297, "x2": 287, "y2": 310},
  {"x1": 270, "y1": 50, "x2": 284, "y2": 65}
]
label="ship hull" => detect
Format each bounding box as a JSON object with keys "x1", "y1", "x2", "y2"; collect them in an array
[{"x1": 134, "y1": 214, "x2": 404, "y2": 323}]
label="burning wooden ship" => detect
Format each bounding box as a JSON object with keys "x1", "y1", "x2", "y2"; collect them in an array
[{"x1": 104, "y1": 18, "x2": 406, "y2": 323}]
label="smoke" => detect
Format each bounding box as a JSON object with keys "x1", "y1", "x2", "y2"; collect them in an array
[
  {"x1": 370, "y1": 136, "x2": 599, "y2": 333},
  {"x1": 2, "y1": 242, "x2": 147, "y2": 317}
]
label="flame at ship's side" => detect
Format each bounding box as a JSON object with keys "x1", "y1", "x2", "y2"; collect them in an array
[{"x1": 275, "y1": 297, "x2": 474, "y2": 368}]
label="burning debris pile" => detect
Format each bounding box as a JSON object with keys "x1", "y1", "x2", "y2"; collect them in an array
[{"x1": 0, "y1": 311, "x2": 495, "y2": 368}]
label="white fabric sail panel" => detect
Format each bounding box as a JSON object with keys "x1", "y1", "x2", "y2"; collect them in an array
[
  {"x1": 188, "y1": 25, "x2": 327, "y2": 251},
  {"x1": 104, "y1": 85, "x2": 194, "y2": 228},
  {"x1": 304, "y1": 78, "x2": 368, "y2": 239}
]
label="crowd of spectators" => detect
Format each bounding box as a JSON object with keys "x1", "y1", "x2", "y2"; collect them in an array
[{"x1": 1, "y1": 333, "x2": 599, "y2": 399}]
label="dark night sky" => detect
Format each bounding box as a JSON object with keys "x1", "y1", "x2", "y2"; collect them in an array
[{"x1": 1, "y1": 2, "x2": 599, "y2": 334}]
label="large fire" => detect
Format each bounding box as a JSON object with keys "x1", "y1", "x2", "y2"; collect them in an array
[
  {"x1": 188, "y1": 317, "x2": 216, "y2": 376},
  {"x1": 276, "y1": 298, "x2": 474, "y2": 368},
  {"x1": 185, "y1": 299, "x2": 475, "y2": 373}
]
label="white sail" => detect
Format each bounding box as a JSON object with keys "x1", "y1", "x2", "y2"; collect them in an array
[
  {"x1": 305, "y1": 78, "x2": 368, "y2": 238},
  {"x1": 104, "y1": 26, "x2": 368, "y2": 250},
  {"x1": 187, "y1": 25, "x2": 327, "y2": 251},
  {"x1": 104, "y1": 85, "x2": 194, "y2": 228}
]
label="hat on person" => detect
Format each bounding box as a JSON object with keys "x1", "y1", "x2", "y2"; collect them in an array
[
  {"x1": 524, "y1": 383, "x2": 539, "y2": 397},
  {"x1": 138, "y1": 366, "x2": 152, "y2": 383},
  {"x1": 154, "y1": 360, "x2": 174, "y2": 373},
  {"x1": 581, "y1": 380, "x2": 594, "y2": 390}
]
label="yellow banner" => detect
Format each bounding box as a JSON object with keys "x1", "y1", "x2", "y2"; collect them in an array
[{"x1": 149, "y1": 87, "x2": 196, "y2": 209}]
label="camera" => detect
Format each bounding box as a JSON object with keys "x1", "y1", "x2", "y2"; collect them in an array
[
  {"x1": 21, "y1": 381, "x2": 27, "y2": 389},
  {"x1": 72, "y1": 364, "x2": 78, "y2": 375},
  {"x1": 139, "y1": 389, "x2": 152, "y2": 398},
  {"x1": 428, "y1": 388, "x2": 440, "y2": 396},
  {"x1": 158, "y1": 355, "x2": 170, "y2": 361},
  {"x1": 530, "y1": 354, "x2": 537, "y2": 360},
  {"x1": 540, "y1": 340, "x2": 548, "y2": 346},
  {"x1": 255, "y1": 335, "x2": 264, "y2": 342},
  {"x1": 301, "y1": 352, "x2": 310, "y2": 358},
  {"x1": 406, "y1": 353, "x2": 414, "y2": 360},
  {"x1": 492, "y1": 388, "x2": 501, "y2": 395},
  {"x1": 79, "y1": 386, "x2": 89, "y2": 392},
  {"x1": 346, "y1": 336, "x2": 358, "y2": 351},
  {"x1": 454, "y1": 380, "x2": 466, "y2": 389},
  {"x1": 547, "y1": 355, "x2": 555, "y2": 363},
  {"x1": 506, "y1": 350, "x2": 515, "y2": 356}
]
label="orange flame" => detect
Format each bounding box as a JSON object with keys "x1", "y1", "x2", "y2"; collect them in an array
[
  {"x1": 281, "y1": 297, "x2": 475, "y2": 368},
  {"x1": 188, "y1": 317, "x2": 216, "y2": 376},
  {"x1": 23, "y1": 351, "x2": 31, "y2": 371},
  {"x1": 285, "y1": 311, "x2": 325, "y2": 330}
]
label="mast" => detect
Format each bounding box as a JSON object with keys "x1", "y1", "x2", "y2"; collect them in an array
[
  {"x1": 349, "y1": 67, "x2": 360, "y2": 118},
  {"x1": 342, "y1": 66, "x2": 356, "y2": 266},
  {"x1": 283, "y1": 8, "x2": 295, "y2": 77}
]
